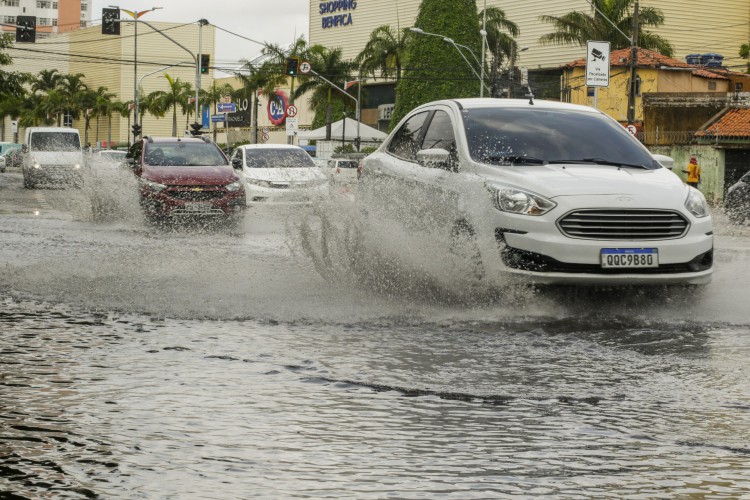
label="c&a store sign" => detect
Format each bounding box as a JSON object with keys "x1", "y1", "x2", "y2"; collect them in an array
[{"x1": 319, "y1": 0, "x2": 357, "y2": 29}]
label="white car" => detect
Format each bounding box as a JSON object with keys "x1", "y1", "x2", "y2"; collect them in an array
[
  {"x1": 358, "y1": 98, "x2": 713, "y2": 286},
  {"x1": 231, "y1": 144, "x2": 328, "y2": 204},
  {"x1": 327, "y1": 157, "x2": 361, "y2": 185}
]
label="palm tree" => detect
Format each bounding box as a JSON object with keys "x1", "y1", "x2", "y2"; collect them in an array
[
  {"x1": 58, "y1": 73, "x2": 89, "y2": 130},
  {"x1": 200, "y1": 81, "x2": 235, "y2": 142},
  {"x1": 31, "y1": 68, "x2": 62, "y2": 94},
  {"x1": 235, "y1": 60, "x2": 274, "y2": 144},
  {"x1": 149, "y1": 74, "x2": 191, "y2": 136},
  {"x1": 480, "y1": 7, "x2": 519, "y2": 96},
  {"x1": 354, "y1": 25, "x2": 410, "y2": 82},
  {"x1": 110, "y1": 99, "x2": 133, "y2": 146},
  {"x1": 539, "y1": 0, "x2": 673, "y2": 56},
  {"x1": 293, "y1": 44, "x2": 355, "y2": 140},
  {"x1": 92, "y1": 86, "x2": 116, "y2": 145}
]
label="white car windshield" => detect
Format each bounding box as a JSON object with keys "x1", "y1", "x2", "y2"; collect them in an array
[
  {"x1": 30, "y1": 132, "x2": 81, "y2": 152},
  {"x1": 462, "y1": 108, "x2": 659, "y2": 169},
  {"x1": 245, "y1": 149, "x2": 315, "y2": 168}
]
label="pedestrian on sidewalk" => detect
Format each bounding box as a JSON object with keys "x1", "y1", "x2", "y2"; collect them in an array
[{"x1": 683, "y1": 156, "x2": 701, "y2": 188}]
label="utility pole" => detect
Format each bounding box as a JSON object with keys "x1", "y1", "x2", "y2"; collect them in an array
[{"x1": 627, "y1": 0, "x2": 639, "y2": 124}]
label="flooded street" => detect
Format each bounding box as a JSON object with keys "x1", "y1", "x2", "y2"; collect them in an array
[{"x1": 2, "y1": 168, "x2": 750, "y2": 498}]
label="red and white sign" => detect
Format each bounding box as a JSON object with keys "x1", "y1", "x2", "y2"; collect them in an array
[
  {"x1": 299, "y1": 61, "x2": 311, "y2": 74},
  {"x1": 626, "y1": 124, "x2": 637, "y2": 135},
  {"x1": 286, "y1": 105, "x2": 298, "y2": 118}
]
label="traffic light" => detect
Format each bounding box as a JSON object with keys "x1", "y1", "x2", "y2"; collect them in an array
[
  {"x1": 190, "y1": 122, "x2": 203, "y2": 136},
  {"x1": 102, "y1": 8, "x2": 120, "y2": 35},
  {"x1": 15, "y1": 16, "x2": 36, "y2": 43},
  {"x1": 132, "y1": 123, "x2": 142, "y2": 138},
  {"x1": 285, "y1": 57, "x2": 300, "y2": 76},
  {"x1": 200, "y1": 54, "x2": 210, "y2": 75}
]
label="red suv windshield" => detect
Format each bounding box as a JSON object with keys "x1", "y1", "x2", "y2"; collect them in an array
[{"x1": 145, "y1": 142, "x2": 228, "y2": 167}]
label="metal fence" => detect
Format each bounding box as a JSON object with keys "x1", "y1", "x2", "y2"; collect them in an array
[{"x1": 635, "y1": 130, "x2": 700, "y2": 146}]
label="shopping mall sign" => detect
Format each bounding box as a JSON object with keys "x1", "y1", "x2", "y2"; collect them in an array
[{"x1": 319, "y1": 0, "x2": 357, "y2": 29}]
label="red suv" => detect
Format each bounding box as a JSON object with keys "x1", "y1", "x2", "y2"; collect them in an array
[{"x1": 126, "y1": 136, "x2": 245, "y2": 221}]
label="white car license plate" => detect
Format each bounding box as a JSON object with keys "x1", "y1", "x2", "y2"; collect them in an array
[
  {"x1": 185, "y1": 202, "x2": 212, "y2": 212},
  {"x1": 601, "y1": 248, "x2": 658, "y2": 268}
]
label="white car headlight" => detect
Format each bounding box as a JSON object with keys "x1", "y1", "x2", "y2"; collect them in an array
[
  {"x1": 246, "y1": 178, "x2": 272, "y2": 188},
  {"x1": 487, "y1": 183, "x2": 556, "y2": 216},
  {"x1": 685, "y1": 186, "x2": 710, "y2": 218},
  {"x1": 140, "y1": 178, "x2": 167, "y2": 192},
  {"x1": 225, "y1": 180, "x2": 242, "y2": 192}
]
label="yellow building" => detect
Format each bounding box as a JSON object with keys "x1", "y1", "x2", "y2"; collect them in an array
[
  {"x1": 560, "y1": 47, "x2": 733, "y2": 125},
  {"x1": 3, "y1": 20, "x2": 215, "y2": 145}
]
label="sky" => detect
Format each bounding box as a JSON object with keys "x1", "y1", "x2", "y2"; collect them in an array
[{"x1": 91, "y1": 0, "x2": 310, "y2": 76}]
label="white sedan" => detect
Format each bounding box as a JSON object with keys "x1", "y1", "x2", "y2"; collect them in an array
[
  {"x1": 230, "y1": 144, "x2": 328, "y2": 205},
  {"x1": 358, "y1": 98, "x2": 713, "y2": 286}
]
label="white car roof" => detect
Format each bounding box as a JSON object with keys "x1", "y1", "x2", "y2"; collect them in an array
[
  {"x1": 239, "y1": 143, "x2": 306, "y2": 151},
  {"x1": 420, "y1": 98, "x2": 602, "y2": 114}
]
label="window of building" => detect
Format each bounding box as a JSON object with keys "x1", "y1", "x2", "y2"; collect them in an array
[
  {"x1": 53, "y1": 1, "x2": 57, "y2": 8},
  {"x1": 80, "y1": 3, "x2": 87, "y2": 11},
  {"x1": 52, "y1": 18, "x2": 57, "y2": 26},
  {"x1": 2, "y1": 0, "x2": 20, "y2": 6},
  {"x1": 708, "y1": 81, "x2": 717, "y2": 91},
  {"x1": 3, "y1": 16, "x2": 16, "y2": 24},
  {"x1": 38, "y1": 17, "x2": 50, "y2": 26},
  {"x1": 735, "y1": 82, "x2": 743, "y2": 92},
  {"x1": 37, "y1": 1, "x2": 51, "y2": 8},
  {"x1": 80, "y1": 20, "x2": 87, "y2": 27}
]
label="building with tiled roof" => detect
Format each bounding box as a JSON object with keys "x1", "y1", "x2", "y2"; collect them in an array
[
  {"x1": 696, "y1": 107, "x2": 750, "y2": 140},
  {"x1": 560, "y1": 47, "x2": 734, "y2": 125}
]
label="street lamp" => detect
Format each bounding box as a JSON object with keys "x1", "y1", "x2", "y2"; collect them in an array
[
  {"x1": 110, "y1": 5, "x2": 162, "y2": 141},
  {"x1": 409, "y1": 27, "x2": 488, "y2": 96}
]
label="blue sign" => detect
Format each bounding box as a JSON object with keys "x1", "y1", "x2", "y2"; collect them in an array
[
  {"x1": 217, "y1": 102, "x2": 236, "y2": 113},
  {"x1": 201, "y1": 105, "x2": 210, "y2": 129},
  {"x1": 211, "y1": 114, "x2": 227, "y2": 123}
]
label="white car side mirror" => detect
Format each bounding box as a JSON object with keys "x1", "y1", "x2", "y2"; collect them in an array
[
  {"x1": 416, "y1": 148, "x2": 451, "y2": 169},
  {"x1": 652, "y1": 154, "x2": 674, "y2": 170}
]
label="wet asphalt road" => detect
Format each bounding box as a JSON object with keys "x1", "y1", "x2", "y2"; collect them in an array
[{"x1": 1, "y1": 168, "x2": 750, "y2": 498}]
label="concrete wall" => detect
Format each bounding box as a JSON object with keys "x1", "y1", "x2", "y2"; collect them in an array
[{"x1": 649, "y1": 144, "x2": 724, "y2": 203}]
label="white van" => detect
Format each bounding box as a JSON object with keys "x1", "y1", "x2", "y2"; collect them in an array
[{"x1": 22, "y1": 127, "x2": 84, "y2": 188}]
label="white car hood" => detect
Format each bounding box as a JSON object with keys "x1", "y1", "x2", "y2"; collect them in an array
[
  {"x1": 487, "y1": 164, "x2": 687, "y2": 204},
  {"x1": 243, "y1": 167, "x2": 326, "y2": 182},
  {"x1": 31, "y1": 151, "x2": 84, "y2": 165}
]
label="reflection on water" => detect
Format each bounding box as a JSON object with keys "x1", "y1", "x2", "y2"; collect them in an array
[{"x1": 2, "y1": 296, "x2": 750, "y2": 498}]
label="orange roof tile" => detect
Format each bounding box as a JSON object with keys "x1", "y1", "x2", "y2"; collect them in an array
[
  {"x1": 695, "y1": 108, "x2": 750, "y2": 138},
  {"x1": 562, "y1": 47, "x2": 694, "y2": 69},
  {"x1": 692, "y1": 69, "x2": 729, "y2": 80}
]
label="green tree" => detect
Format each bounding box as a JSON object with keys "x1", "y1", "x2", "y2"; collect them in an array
[
  {"x1": 480, "y1": 6, "x2": 519, "y2": 97},
  {"x1": 149, "y1": 74, "x2": 192, "y2": 136},
  {"x1": 58, "y1": 73, "x2": 89, "y2": 130},
  {"x1": 355, "y1": 25, "x2": 410, "y2": 82},
  {"x1": 200, "y1": 81, "x2": 235, "y2": 141},
  {"x1": 92, "y1": 86, "x2": 116, "y2": 145},
  {"x1": 293, "y1": 45, "x2": 355, "y2": 139},
  {"x1": 391, "y1": 0, "x2": 484, "y2": 128},
  {"x1": 0, "y1": 45, "x2": 29, "y2": 141},
  {"x1": 740, "y1": 42, "x2": 750, "y2": 73},
  {"x1": 235, "y1": 60, "x2": 274, "y2": 144},
  {"x1": 109, "y1": 99, "x2": 132, "y2": 147},
  {"x1": 539, "y1": 0, "x2": 673, "y2": 56}
]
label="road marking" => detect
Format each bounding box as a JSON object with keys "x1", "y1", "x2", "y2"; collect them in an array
[{"x1": 34, "y1": 192, "x2": 50, "y2": 210}]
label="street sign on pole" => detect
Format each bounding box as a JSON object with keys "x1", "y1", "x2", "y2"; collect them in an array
[
  {"x1": 217, "y1": 102, "x2": 236, "y2": 113},
  {"x1": 286, "y1": 105, "x2": 298, "y2": 118},
  {"x1": 585, "y1": 40, "x2": 610, "y2": 87},
  {"x1": 286, "y1": 117, "x2": 298, "y2": 136},
  {"x1": 299, "y1": 61, "x2": 311, "y2": 74}
]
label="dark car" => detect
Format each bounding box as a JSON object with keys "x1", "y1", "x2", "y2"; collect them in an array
[
  {"x1": 126, "y1": 136, "x2": 246, "y2": 221},
  {"x1": 725, "y1": 171, "x2": 750, "y2": 224}
]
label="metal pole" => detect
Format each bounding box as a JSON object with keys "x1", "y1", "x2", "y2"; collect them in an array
[
  {"x1": 627, "y1": 0, "x2": 639, "y2": 125},
  {"x1": 356, "y1": 66, "x2": 361, "y2": 152},
  {"x1": 133, "y1": 19, "x2": 138, "y2": 140},
  {"x1": 480, "y1": 0, "x2": 486, "y2": 98}
]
